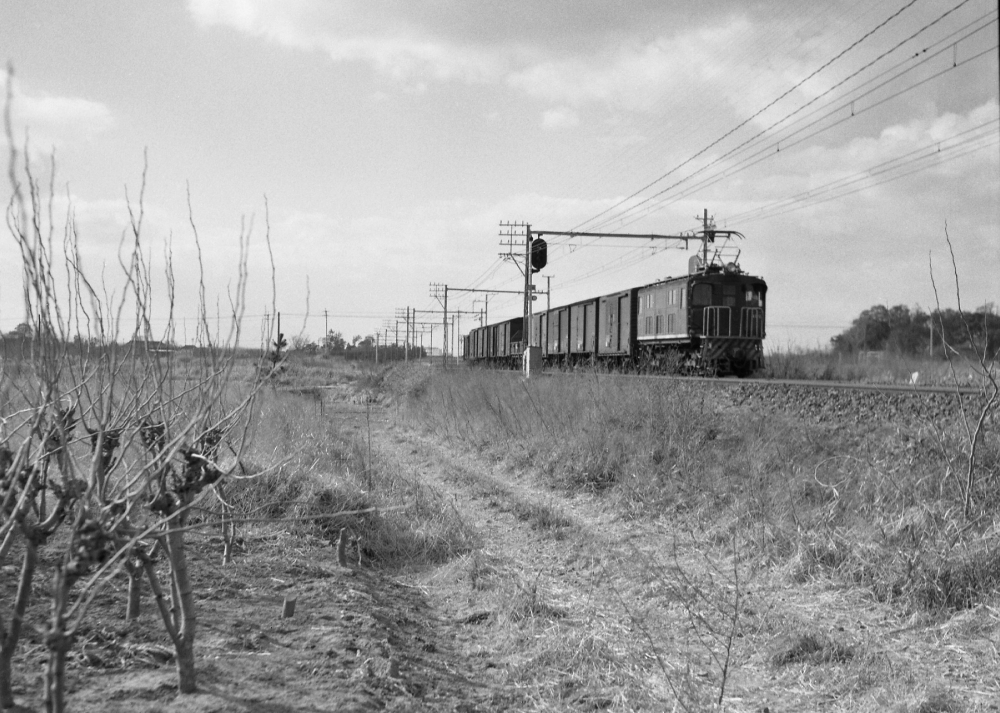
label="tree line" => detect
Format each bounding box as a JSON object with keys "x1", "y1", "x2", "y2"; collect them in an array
[
  {"x1": 290, "y1": 330, "x2": 428, "y2": 361},
  {"x1": 830, "y1": 303, "x2": 999, "y2": 356}
]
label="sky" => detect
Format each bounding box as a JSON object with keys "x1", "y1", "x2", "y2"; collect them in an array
[{"x1": 1, "y1": 0, "x2": 998, "y2": 352}]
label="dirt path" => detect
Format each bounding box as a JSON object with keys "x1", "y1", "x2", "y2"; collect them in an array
[
  {"x1": 372, "y1": 416, "x2": 755, "y2": 710},
  {"x1": 370, "y1": 410, "x2": 1000, "y2": 713}
]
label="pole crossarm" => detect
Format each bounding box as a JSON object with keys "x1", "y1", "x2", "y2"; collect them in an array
[
  {"x1": 445, "y1": 288, "x2": 525, "y2": 296},
  {"x1": 398, "y1": 308, "x2": 480, "y2": 315},
  {"x1": 529, "y1": 229, "x2": 745, "y2": 244}
]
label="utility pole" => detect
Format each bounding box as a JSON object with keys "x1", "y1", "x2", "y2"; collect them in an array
[
  {"x1": 702, "y1": 208, "x2": 710, "y2": 268},
  {"x1": 324, "y1": 309, "x2": 328, "y2": 345},
  {"x1": 498, "y1": 221, "x2": 532, "y2": 349},
  {"x1": 430, "y1": 283, "x2": 448, "y2": 367},
  {"x1": 395, "y1": 307, "x2": 413, "y2": 361},
  {"x1": 546, "y1": 275, "x2": 552, "y2": 313},
  {"x1": 473, "y1": 297, "x2": 489, "y2": 326},
  {"x1": 524, "y1": 225, "x2": 532, "y2": 347}
]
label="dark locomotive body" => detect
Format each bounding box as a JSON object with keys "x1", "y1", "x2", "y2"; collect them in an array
[{"x1": 463, "y1": 259, "x2": 767, "y2": 377}]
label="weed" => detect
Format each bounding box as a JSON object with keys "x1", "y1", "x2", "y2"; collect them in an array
[{"x1": 769, "y1": 631, "x2": 856, "y2": 666}]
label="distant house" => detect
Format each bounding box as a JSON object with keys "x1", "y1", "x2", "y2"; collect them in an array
[{"x1": 126, "y1": 339, "x2": 176, "y2": 354}]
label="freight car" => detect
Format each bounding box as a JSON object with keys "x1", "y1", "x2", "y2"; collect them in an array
[{"x1": 463, "y1": 239, "x2": 767, "y2": 376}]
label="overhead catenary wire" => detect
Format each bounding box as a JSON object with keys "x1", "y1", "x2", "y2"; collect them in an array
[
  {"x1": 726, "y1": 118, "x2": 1000, "y2": 224},
  {"x1": 584, "y1": 5, "x2": 998, "y2": 234},
  {"x1": 611, "y1": 37, "x2": 999, "y2": 232},
  {"x1": 570, "y1": 0, "x2": 928, "y2": 234},
  {"x1": 541, "y1": 109, "x2": 997, "y2": 302}
]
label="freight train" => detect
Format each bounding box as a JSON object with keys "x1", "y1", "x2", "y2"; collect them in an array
[{"x1": 462, "y1": 230, "x2": 767, "y2": 376}]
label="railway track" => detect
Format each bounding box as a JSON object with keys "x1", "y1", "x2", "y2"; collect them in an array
[
  {"x1": 651, "y1": 373, "x2": 986, "y2": 396},
  {"x1": 516, "y1": 367, "x2": 997, "y2": 427},
  {"x1": 538, "y1": 368, "x2": 989, "y2": 396}
]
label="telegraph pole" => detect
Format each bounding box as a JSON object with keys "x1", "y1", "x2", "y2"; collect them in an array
[
  {"x1": 524, "y1": 225, "x2": 532, "y2": 347},
  {"x1": 430, "y1": 283, "x2": 449, "y2": 366},
  {"x1": 498, "y1": 222, "x2": 531, "y2": 348},
  {"x1": 395, "y1": 307, "x2": 415, "y2": 361}
]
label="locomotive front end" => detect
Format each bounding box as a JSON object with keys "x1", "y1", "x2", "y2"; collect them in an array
[{"x1": 688, "y1": 262, "x2": 767, "y2": 377}]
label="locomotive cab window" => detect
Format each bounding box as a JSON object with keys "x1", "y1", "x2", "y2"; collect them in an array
[{"x1": 692, "y1": 283, "x2": 712, "y2": 306}]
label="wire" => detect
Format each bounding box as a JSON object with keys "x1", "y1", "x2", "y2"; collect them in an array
[
  {"x1": 605, "y1": 30, "x2": 999, "y2": 231},
  {"x1": 589, "y1": 9, "x2": 998, "y2": 232},
  {"x1": 726, "y1": 119, "x2": 1000, "y2": 223},
  {"x1": 737, "y1": 132, "x2": 1000, "y2": 224},
  {"x1": 570, "y1": 0, "x2": 928, "y2": 233},
  {"x1": 534, "y1": 7, "x2": 996, "y2": 282}
]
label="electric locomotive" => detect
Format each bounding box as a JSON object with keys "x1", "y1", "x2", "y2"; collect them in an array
[{"x1": 463, "y1": 229, "x2": 767, "y2": 377}]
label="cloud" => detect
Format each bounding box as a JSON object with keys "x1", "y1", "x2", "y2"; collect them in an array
[
  {"x1": 541, "y1": 107, "x2": 579, "y2": 130},
  {"x1": 768, "y1": 101, "x2": 1000, "y2": 195},
  {"x1": 184, "y1": 0, "x2": 867, "y2": 145},
  {"x1": 187, "y1": 0, "x2": 505, "y2": 84},
  {"x1": 186, "y1": 0, "x2": 813, "y2": 118},
  {"x1": 18, "y1": 96, "x2": 115, "y2": 136},
  {"x1": 1, "y1": 75, "x2": 115, "y2": 154}
]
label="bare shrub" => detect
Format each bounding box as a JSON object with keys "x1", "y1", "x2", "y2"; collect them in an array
[{"x1": 1, "y1": 72, "x2": 270, "y2": 710}]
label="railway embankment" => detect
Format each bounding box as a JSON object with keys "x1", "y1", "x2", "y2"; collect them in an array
[
  {"x1": 389, "y1": 363, "x2": 999, "y2": 711},
  {"x1": 727, "y1": 380, "x2": 994, "y2": 427}
]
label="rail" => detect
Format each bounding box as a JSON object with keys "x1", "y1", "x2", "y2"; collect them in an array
[{"x1": 541, "y1": 371, "x2": 986, "y2": 396}]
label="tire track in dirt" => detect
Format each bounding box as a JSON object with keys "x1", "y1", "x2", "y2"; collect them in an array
[
  {"x1": 373, "y1": 418, "x2": 748, "y2": 711},
  {"x1": 373, "y1": 414, "x2": 1000, "y2": 713}
]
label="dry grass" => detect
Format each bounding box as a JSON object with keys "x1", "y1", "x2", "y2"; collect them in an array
[
  {"x1": 393, "y1": 361, "x2": 999, "y2": 709},
  {"x1": 764, "y1": 346, "x2": 988, "y2": 386},
  {"x1": 434, "y1": 366, "x2": 998, "y2": 613},
  {"x1": 215, "y1": 385, "x2": 478, "y2": 567}
]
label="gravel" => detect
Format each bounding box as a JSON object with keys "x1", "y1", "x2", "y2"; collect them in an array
[{"x1": 724, "y1": 382, "x2": 994, "y2": 428}]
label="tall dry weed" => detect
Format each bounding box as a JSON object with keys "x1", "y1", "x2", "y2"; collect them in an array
[{"x1": 407, "y1": 362, "x2": 998, "y2": 613}]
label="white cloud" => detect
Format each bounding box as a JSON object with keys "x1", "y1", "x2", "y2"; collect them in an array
[
  {"x1": 186, "y1": 0, "x2": 805, "y2": 118},
  {"x1": 1, "y1": 76, "x2": 115, "y2": 154},
  {"x1": 507, "y1": 19, "x2": 759, "y2": 113},
  {"x1": 18, "y1": 95, "x2": 115, "y2": 136},
  {"x1": 187, "y1": 0, "x2": 505, "y2": 84},
  {"x1": 541, "y1": 107, "x2": 579, "y2": 130}
]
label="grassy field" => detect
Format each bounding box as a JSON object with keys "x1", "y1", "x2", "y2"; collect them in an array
[
  {"x1": 2, "y1": 345, "x2": 997, "y2": 710},
  {"x1": 402, "y1": 364, "x2": 999, "y2": 612},
  {"x1": 763, "y1": 345, "x2": 991, "y2": 385},
  {"x1": 392, "y1": 360, "x2": 999, "y2": 710}
]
